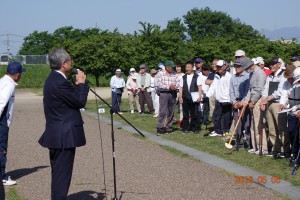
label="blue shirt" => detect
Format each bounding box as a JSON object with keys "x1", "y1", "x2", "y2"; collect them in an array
[{"x1": 229, "y1": 71, "x2": 250, "y2": 104}]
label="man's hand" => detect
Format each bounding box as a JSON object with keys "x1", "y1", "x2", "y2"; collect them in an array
[
  {"x1": 76, "y1": 70, "x2": 86, "y2": 84},
  {"x1": 196, "y1": 97, "x2": 201, "y2": 102},
  {"x1": 279, "y1": 104, "x2": 285, "y2": 111},
  {"x1": 297, "y1": 111, "x2": 300, "y2": 120},
  {"x1": 261, "y1": 104, "x2": 266, "y2": 111},
  {"x1": 233, "y1": 103, "x2": 238, "y2": 109},
  {"x1": 169, "y1": 84, "x2": 176, "y2": 90},
  {"x1": 237, "y1": 102, "x2": 243, "y2": 109},
  {"x1": 249, "y1": 102, "x2": 254, "y2": 109}
]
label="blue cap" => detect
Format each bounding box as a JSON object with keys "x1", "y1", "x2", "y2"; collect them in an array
[
  {"x1": 195, "y1": 58, "x2": 203, "y2": 63},
  {"x1": 7, "y1": 62, "x2": 26, "y2": 74}
]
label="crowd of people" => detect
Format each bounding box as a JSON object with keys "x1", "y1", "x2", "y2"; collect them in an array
[{"x1": 110, "y1": 50, "x2": 300, "y2": 159}]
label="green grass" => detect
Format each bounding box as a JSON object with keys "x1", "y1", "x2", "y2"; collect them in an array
[
  {"x1": 86, "y1": 98, "x2": 300, "y2": 187},
  {"x1": 0, "y1": 65, "x2": 111, "y2": 88},
  {"x1": 7, "y1": 187, "x2": 22, "y2": 200}
]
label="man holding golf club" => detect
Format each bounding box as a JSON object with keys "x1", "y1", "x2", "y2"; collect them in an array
[
  {"x1": 209, "y1": 60, "x2": 232, "y2": 137},
  {"x1": 229, "y1": 60, "x2": 250, "y2": 149},
  {"x1": 242, "y1": 57, "x2": 267, "y2": 155}
]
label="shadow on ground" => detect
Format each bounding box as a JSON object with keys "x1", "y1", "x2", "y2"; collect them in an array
[
  {"x1": 68, "y1": 191, "x2": 105, "y2": 200},
  {"x1": 7, "y1": 165, "x2": 49, "y2": 179}
]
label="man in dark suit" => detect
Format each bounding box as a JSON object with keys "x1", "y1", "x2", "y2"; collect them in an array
[{"x1": 38, "y1": 48, "x2": 89, "y2": 200}]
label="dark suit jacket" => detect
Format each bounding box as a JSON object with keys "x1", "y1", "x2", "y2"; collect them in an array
[{"x1": 39, "y1": 71, "x2": 89, "y2": 149}]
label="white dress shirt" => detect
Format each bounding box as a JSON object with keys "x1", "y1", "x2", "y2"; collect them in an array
[{"x1": 0, "y1": 75, "x2": 18, "y2": 127}]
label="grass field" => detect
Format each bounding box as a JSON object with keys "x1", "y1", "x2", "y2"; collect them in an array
[
  {"x1": 85, "y1": 98, "x2": 300, "y2": 187},
  {"x1": 7, "y1": 187, "x2": 22, "y2": 200},
  {"x1": 0, "y1": 65, "x2": 110, "y2": 88}
]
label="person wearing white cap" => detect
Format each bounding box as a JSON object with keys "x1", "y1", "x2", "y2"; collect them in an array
[
  {"x1": 261, "y1": 57, "x2": 289, "y2": 158},
  {"x1": 110, "y1": 69, "x2": 125, "y2": 114},
  {"x1": 208, "y1": 60, "x2": 232, "y2": 136},
  {"x1": 126, "y1": 72, "x2": 141, "y2": 114},
  {"x1": 256, "y1": 57, "x2": 271, "y2": 76},
  {"x1": 235, "y1": 50, "x2": 245, "y2": 60}
]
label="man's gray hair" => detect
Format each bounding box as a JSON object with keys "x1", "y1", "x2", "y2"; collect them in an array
[{"x1": 49, "y1": 48, "x2": 70, "y2": 70}]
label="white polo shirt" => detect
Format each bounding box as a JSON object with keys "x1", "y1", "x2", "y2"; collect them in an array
[{"x1": 0, "y1": 75, "x2": 17, "y2": 127}]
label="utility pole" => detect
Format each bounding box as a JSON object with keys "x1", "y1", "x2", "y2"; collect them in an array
[{"x1": 6, "y1": 34, "x2": 10, "y2": 54}]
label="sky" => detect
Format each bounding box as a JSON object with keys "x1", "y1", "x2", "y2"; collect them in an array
[{"x1": 1, "y1": 0, "x2": 299, "y2": 55}]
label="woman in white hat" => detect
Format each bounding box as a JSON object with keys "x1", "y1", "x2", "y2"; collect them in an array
[{"x1": 126, "y1": 72, "x2": 141, "y2": 114}]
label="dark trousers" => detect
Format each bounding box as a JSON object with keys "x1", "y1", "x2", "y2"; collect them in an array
[
  {"x1": 213, "y1": 101, "x2": 232, "y2": 135},
  {"x1": 112, "y1": 91, "x2": 122, "y2": 113},
  {"x1": 138, "y1": 91, "x2": 154, "y2": 113},
  {"x1": 288, "y1": 114, "x2": 299, "y2": 153},
  {"x1": 0, "y1": 162, "x2": 4, "y2": 200},
  {"x1": 182, "y1": 100, "x2": 201, "y2": 131},
  {"x1": 0, "y1": 124, "x2": 9, "y2": 179},
  {"x1": 50, "y1": 148, "x2": 76, "y2": 200},
  {"x1": 233, "y1": 107, "x2": 250, "y2": 148},
  {"x1": 202, "y1": 97, "x2": 210, "y2": 125},
  {"x1": 157, "y1": 93, "x2": 176, "y2": 131}
]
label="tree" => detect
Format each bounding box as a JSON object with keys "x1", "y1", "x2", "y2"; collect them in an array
[
  {"x1": 183, "y1": 7, "x2": 262, "y2": 41},
  {"x1": 19, "y1": 31, "x2": 53, "y2": 55}
]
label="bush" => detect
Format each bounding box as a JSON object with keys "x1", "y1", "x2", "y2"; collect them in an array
[{"x1": 0, "y1": 65, "x2": 111, "y2": 88}]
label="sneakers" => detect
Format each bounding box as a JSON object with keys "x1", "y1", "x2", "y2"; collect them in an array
[
  {"x1": 255, "y1": 149, "x2": 268, "y2": 155},
  {"x1": 117, "y1": 112, "x2": 123, "y2": 115},
  {"x1": 130, "y1": 110, "x2": 134, "y2": 114},
  {"x1": 279, "y1": 152, "x2": 291, "y2": 158},
  {"x1": 3, "y1": 176, "x2": 16, "y2": 186},
  {"x1": 209, "y1": 133, "x2": 223, "y2": 137},
  {"x1": 153, "y1": 113, "x2": 158, "y2": 118},
  {"x1": 248, "y1": 149, "x2": 257, "y2": 153}
]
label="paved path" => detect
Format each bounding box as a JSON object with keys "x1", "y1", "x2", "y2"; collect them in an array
[{"x1": 5, "y1": 91, "x2": 286, "y2": 199}]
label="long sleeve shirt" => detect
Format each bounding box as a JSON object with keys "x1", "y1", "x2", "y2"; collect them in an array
[
  {"x1": 214, "y1": 72, "x2": 232, "y2": 103},
  {"x1": 0, "y1": 75, "x2": 17, "y2": 127},
  {"x1": 245, "y1": 66, "x2": 266, "y2": 104},
  {"x1": 156, "y1": 70, "x2": 179, "y2": 90},
  {"x1": 229, "y1": 71, "x2": 250, "y2": 104},
  {"x1": 262, "y1": 69, "x2": 286, "y2": 102},
  {"x1": 110, "y1": 75, "x2": 125, "y2": 93},
  {"x1": 126, "y1": 75, "x2": 138, "y2": 93},
  {"x1": 279, "y1": 80, "x2": 294, "y2": 106}
]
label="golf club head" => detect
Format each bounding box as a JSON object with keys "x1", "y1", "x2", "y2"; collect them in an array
[{"x1": 225, "y1": 143, "x2": 233, "y2": 149}]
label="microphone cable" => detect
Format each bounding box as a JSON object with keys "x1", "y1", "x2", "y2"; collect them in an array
[{"x1": 91, "y1": 83, "x2": 108, "y2": 197}]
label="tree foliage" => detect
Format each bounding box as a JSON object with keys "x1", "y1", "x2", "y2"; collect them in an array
[{"x1": 19, "y1": 7, "x2": 300, "y2": 86}]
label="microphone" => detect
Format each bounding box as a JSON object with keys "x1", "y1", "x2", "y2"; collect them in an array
[{"x1": 71, "y1": 68, "x2": 90, "y2": 84}]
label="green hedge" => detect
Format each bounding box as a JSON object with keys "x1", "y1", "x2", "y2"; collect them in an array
[{"x1": 0, "y1": 65, "x2": 110, "y2": 88}]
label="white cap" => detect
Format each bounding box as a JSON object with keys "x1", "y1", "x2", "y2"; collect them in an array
[
  {"x1": 235, "y1": 50, "x2": 245, "y2": 57},
  {"x1": 129, "y1": 68, "x2": 136, "y2": 72},
  {"x1": 279, "y1": 58, "x2": 286, "y2": 70},
  {"x1": 293, "y1": 67, "x2": 300, "y2": 84},
  {"x1": 256, "y1": 57, "x2": 264, "y2": 65},
  {"x1": 293, "y1": 61, "x2": 300, "y2": 68},
  {"x1": 216, "y1": 60, "x2": 226, "y2": 67},
  {"x1": 252, "y1": 58, "x2": 258, "y2": 65},
  {"x1": 158, "y1": 63, "x2": 165, "y2": 68},
  {"x1": 115, "y1": 69, "x2": 122, "y2": 73}
]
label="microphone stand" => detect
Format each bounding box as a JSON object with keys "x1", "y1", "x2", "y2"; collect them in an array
[{"x1": 89, "y1": 87, "x2": 144, "y2": 200}]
